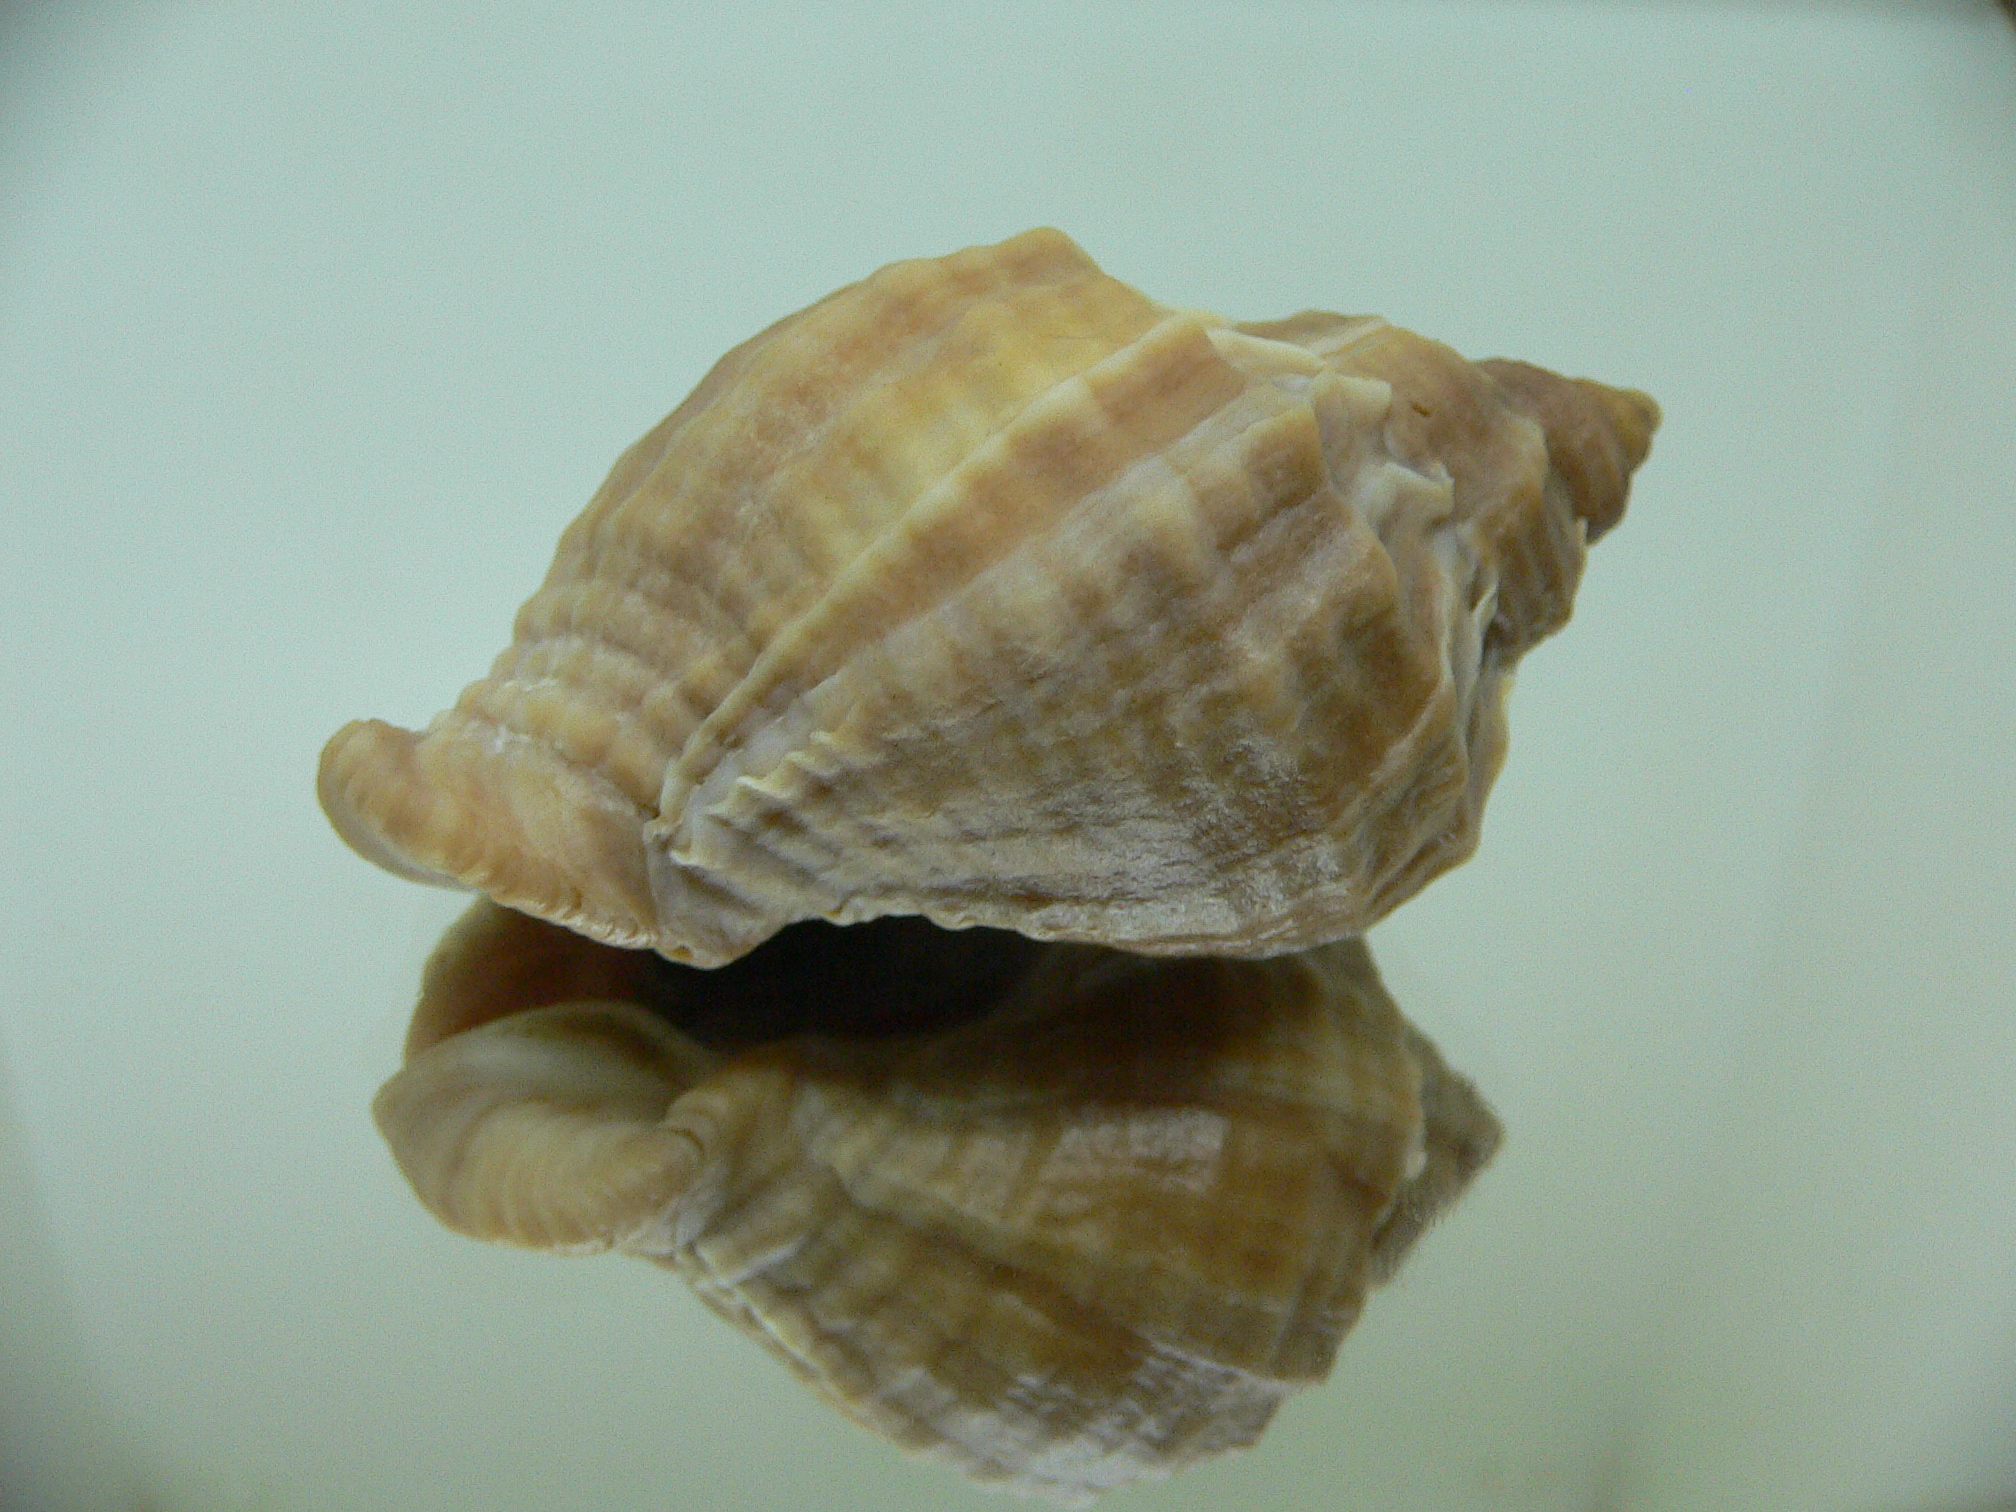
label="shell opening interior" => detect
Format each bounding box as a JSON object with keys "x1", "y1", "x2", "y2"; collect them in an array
[{"x1": 626, "y1": 914, "x2": 1049, "y2": 1050}]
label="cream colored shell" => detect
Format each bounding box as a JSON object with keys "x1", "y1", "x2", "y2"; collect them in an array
[
  {"x1": 374, "y1": 900, "x2": 1501, "y2": 1502},
  {"x1": 319, "y1": 228, "x2": 1659, "y2": 967}
]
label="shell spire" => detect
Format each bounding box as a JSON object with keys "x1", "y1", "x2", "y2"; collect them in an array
[{"x1": 320, "y1": 229, "x2": 1659, "y2": 966}]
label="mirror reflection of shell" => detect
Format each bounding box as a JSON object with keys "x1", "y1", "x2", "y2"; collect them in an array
[
  {"x1": 374, "y1": 900, "x2": 1502, "y2": 1503},
  {"x1": 318, "y1": 228, "x2": 1658, "y2": 968}
]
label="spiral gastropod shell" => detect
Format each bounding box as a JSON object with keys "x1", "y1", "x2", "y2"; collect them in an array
[{"x1": 319, "y1": 228, "x2": 1658, "y2": 968}]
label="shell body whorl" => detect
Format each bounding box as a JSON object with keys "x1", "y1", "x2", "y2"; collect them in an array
[{"x1": 318, "y1": 228, "x2": 1658, "y2": 967}]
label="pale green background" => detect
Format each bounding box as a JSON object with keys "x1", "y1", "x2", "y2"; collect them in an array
[{"x1": 2, "y1": 4, "x2": 2012, "y2": 1511}]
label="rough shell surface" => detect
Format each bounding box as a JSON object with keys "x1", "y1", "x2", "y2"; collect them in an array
[
  {"x1": 319, "y1": 228, "x2": 1659, "y2": 967},
  {"x1": 373, "y1": 899, "x2": 1502, "y2": 1501}
]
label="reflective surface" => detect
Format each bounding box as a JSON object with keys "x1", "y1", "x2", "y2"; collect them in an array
[
  {"x1": 2, "y1": 4, "x2": 2012, "y2": 1510},
  {"x1": 370, "y1": 904, "x2": 1499, "y2": 1500}
]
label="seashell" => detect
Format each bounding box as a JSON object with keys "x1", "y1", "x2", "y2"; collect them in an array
[
  {"x1": 373, "y1": 898, "x2": 1502, "y2": 1502},
  {"x1": 322, "y1": 230, "x2": 1649, "y2": 1495},
  {"x1": 318, "y1": 227, "x2": 1658, "y2": 968}
]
